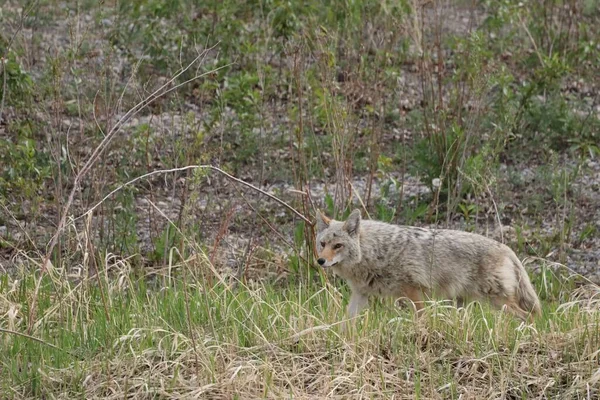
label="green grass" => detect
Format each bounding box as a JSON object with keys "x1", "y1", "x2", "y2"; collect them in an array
[{"x1": 1, "y1": 256, "x2": 598, "y2": 398}]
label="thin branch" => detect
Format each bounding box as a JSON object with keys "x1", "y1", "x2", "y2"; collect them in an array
[
  {"x1": 78, "y1": 165, "x2": 312, "y2": 225},
  {"x1": 0, "y1": 327, "x2": 71, "y2": 355},
  {"x1": 0, "y1": 56, "x2": 7, "y2": 125},
  {"x1": 346, "y1": 177, "x2": 371, "y2": 220},
  {"x1": 518, "y1": 12, "x2": 545, "y2": 67},
  {"x1": 206, "y1": 166, "x2": 312, "y2": 225}
]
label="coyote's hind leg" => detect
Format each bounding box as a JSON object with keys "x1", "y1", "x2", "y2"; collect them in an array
[
  {"x1": 402, "y1": 286, "x2": 425, "y2": 315},
  {"x1": 490, "y1": 296, "x2": 532, "y2": 322}
]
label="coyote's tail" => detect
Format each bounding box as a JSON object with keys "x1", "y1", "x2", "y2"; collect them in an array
[{"x1": 511, "y1": 254, "x2": 542, "y2": 317}]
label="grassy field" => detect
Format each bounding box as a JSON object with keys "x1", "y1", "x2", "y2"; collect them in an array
[
  {"x1": 1, "y1": 0, "x2": 600, "y2": 398},
  {"x1": 2, "y1": 257, "x2": 600, "y2": 398}
]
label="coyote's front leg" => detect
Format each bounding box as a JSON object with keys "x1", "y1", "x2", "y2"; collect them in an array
[
  {"x1": 347, "y1": 291, "x2": 369, "y2": 318},
  {"x1": 340, "y1": 291, "x2": 369, "y2": 333}
]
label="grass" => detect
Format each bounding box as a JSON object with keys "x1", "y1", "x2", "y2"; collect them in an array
[{"x1": 1, "y1": 253, "x2": 599, "y2": 398}]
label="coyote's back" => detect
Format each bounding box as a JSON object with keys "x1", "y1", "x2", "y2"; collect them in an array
[{"x1": 316, "y1": 209, "x2": 541, "y2": 321}]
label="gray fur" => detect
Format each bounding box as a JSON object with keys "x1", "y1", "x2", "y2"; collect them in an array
[{"x1": 316, "y1": 209, "x2": 541, "y2": 321}]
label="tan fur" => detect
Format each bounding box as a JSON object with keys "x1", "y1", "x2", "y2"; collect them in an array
[
  {"x1": 315, "y1": 209, "x2": 541, "y2": 322},
  {"x1": 319, "y1": 246, "x2": 336, "y2": 263},
  {"x1": 319, "y1": 211, "x2": 332, "y2": 226}
]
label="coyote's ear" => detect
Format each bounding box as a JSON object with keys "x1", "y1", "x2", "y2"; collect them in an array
[
  {"x1": 316, "y1": 210, "x2": 331, "y2": 232},
  {"x1": 343, "y1": 209, "x2": 361, "y2": 236}
]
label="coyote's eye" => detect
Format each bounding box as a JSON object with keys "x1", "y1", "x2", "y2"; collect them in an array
[
  {"x1": 320, "y1": 241, "x2": 326, "y2": 248},
  {"x1": 333, "y1": 243, "x2": 343, "y2": 249}
]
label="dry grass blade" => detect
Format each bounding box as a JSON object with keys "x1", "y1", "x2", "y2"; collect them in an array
[{"x1": 0, "y1": 327, "x2": 70, "y2": 355}]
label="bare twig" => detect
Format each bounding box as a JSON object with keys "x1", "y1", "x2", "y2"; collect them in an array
[
  {"x1": 181, "y1": 252, "x2": 201, "y2": 381},
  {"x1": 0, "y1": 327, "x2": 71, "y2": 355},
  {"x1": 209, "y1": 203, "x2": 237, "y2": 267},
  {"x1": 346, "y1": 178, "x2": 372, "y2": 220},
  {"x1": 517, "y1": 12, "x2": 545, "y2": 67},
  {"x1": 0, "y1": 56, "x2": 6, "y2": 125},
  {"x1": 78, "y1": 165, "x2": 312, "y2": 225}
]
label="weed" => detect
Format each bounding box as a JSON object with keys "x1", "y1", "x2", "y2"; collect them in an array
[
  {"x1": 0, "y1": 122, "x2": 51, "y2": 205},
  {"x1": 0, "y1": 50, "x2": 33, "y2": 109}
]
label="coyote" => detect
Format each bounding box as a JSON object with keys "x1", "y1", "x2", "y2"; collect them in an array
[{"x1": 316, "y1": 209, "x2": 541, "y2": 321}]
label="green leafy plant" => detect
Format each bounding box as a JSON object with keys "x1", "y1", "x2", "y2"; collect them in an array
[
  {"x1": 0, "y1": 50, "x2": 33, "y2": 107},
  {"x1": 0, "y1": 130, "x2": 50, "y2": 201}
]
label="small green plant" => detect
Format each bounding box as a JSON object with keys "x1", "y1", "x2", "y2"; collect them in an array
[
  {"x1": 289, "y1": 221, "x2": 306, "y2": 275},
  {"x1": 0, "y1": 132, "x2": 51, "y2": 202},
  {"x1": 0, "y1": 49, "x2": 33, "y2": 107},
  {"x1": 411, "y1": 122, "x2": 484, "y2": 204},
  {"x1": 411, "y1": 30, "x2": 506, "y2": 217},
  {"x1": 151, "y1": 223, "x2": 183, "y2": 265},
  {"x1": 577, "y1": 223, "x2": 596, "y2": 245},
  {"x1": 111, "y1": 189, "x2": 140, "y2": 256},
  {"x1": 400, "y1": 202, "x2": 429, "y2": 225},
  {"x1": 457, "y1": 200, "x2": 478, "y2": 225},
  {"x1": 374, "y1": 200, "x2": 395, "y2": 222}
]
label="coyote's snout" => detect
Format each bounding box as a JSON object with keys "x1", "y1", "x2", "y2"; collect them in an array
[{"x1": 316, "y1": 209, "x2": 541, "y2": 321}]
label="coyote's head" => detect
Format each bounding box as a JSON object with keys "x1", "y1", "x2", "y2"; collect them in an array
[{"x1": 315, "y1": 209, "x2": 362, "y2": 268}]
